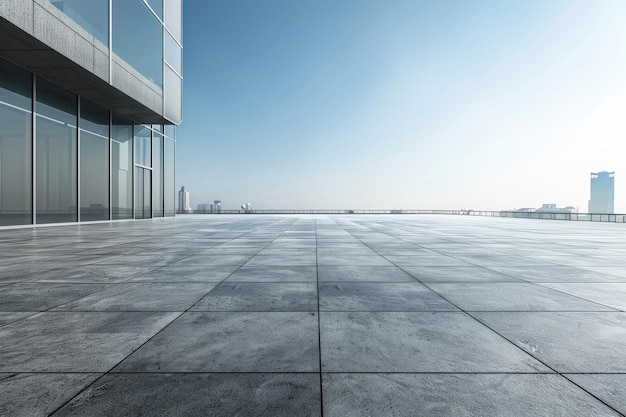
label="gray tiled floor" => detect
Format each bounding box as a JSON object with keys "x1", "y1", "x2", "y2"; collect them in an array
[{"x1": 1, "y1": 214, "x2": 626, "y2": 416}]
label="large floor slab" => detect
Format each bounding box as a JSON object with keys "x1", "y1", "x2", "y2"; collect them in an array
[
  {"x1": 320, "y1": 312, "x2": 550, "y2": 372},
  {"x1": 52, "y1": 373, "x2": 321, "y2": 417},
  {"x1": 472, "y1": 311, "x2": 626, "y2": 372},
  {"x1": 0, "y1": 312, "x2": 179, "y2": 372},
  {"x1": 322, "y1": 373, "x2": 620, "y2": 417},
  {"x1": 114, "y1": 312, "x2": 320, "y2": 372}
]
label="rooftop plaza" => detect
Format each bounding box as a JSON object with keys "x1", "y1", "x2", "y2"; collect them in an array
[{"x1": 1, "y1": 214, "x2": 626, "y2": 416}]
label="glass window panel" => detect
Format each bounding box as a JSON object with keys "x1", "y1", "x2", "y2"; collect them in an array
[
  {"x1": 164, "y1": 138, "x2": 175, "y2": 216},
  {"x1": 144, "y1": 169, "x2": 151, "y2": 218},
  {"x1": 165, "y1": 32, "x2": 182, "y2": 74},
  {"x1": 112, "y1": 0, "x2": 163, "y2": 87},
  {"x1": 80, "y1": 99, "x2": 109, "y2": 137},
  {"x1": 0, "y1": 59, "x2": 32, "y2": 110},
  {"x1": 163, "y1": 66, "x2": 182, "y2": 124},
  {"x1": 36, "y1": 77, "x2": 77, "y2": 126},
  {"x1": 134, "y1": 166, "x2": 144, "y2": 219},
  {"x1": 36, "y1": 117, "x2": 77, "y2": 224},
  {"x1": 50, "y1": 0, "x2": 109, "y2": 46},
  {"x1": 134, "y1": 167, "x2": 151, "y2": 219},
  {"x1": 80, "y1": 131, "x2": 109, "y2": 221},
  {"x1": 146, "y1": 0, "x2": 163, "y2": 19},
  {"x1": 134, "y1": 125, "x2": 152, "y2": 167},
  {"x1": 164, "y1": 124, "x2": 175, "y2": 139},
  {"x1": 152, "y1": 134, "x2": 163, "y2": 217},
  {"x1": 164, "y1": 0, "x2": 182, "y2": 42},
  {"x1": 0, "y1": 104, "x2": 32, "y2": 226},
  {"x1": 112, "y1": 115, "x2": 133, "y2": 220},
  {"x1": 152, "y1": 124, "x2": 163, "y2": 133}
]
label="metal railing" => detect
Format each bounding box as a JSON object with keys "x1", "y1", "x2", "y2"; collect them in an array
[{"x1": 176, "y1": 209, "x2": 626, "y2": 223}]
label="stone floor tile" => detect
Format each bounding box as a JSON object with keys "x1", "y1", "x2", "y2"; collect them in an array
[
  {"x1": 54, "y1": 283, "x2": 219, "y2": 311},
  {"x1": 427, "y1": 283, "x2": 616, "y2": 311},
  {"x1": 565, "y1": 374, "x2": 626, "y2": 415},
  {"x1": 0, "y1": 312, "x2": 179, "y2": 372},
  {"x1": 317, "y1": 255, "x2": 393, "y2": 266},
  {"x1": 0, "y1": 373, "x2": 101, "y2": 417},
  {"x1": 322, "y1": 374, "x2": 619, "y2": 417},
  {"x1": 319, "y1": 282, "x2": 458, "y2": 311},
  {"x1": 192, "y1": 282, "x2": 317, "y2": 311},
  {"x1": 0, "y1": 282, "x2": 109, "y2": 311},
  {"x1": 225, "y1": 266, "x2": 317, "y2": 282},
  {"x1": 538, "y1": 283, "x2": 626, "y2": 310},
  {"x1": 487, "y1": 265, "x2": 626, "y2": 283},
  {"x1": 471, "y1": 312, "x2": 626, "y2": 372},
  {"x1": 0, "y1": 312, "x2": 36, "y2": 327},
  {"x1": 129, "y1": 265, "x2": 238, "y2": 282},
  {"x1": 53, "y1": 373, "x2": 321, "y2": 417},
  {"x1": 318, "y1": 266, "x2": 415, "y2": 282},
  {"x1": 320, "y1": 312, "x2": 550, "y2": 372},
  {"x1": 115, "y1": 312, "x2": 319, "y2": 372},
  {"x1": 402, "y1": 266, "x2": 521, "y2": 282}
]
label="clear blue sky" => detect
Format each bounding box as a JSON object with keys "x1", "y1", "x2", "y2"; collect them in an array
[{"x1": 177, "y1": 0, "x2": 626, "y2": 211}]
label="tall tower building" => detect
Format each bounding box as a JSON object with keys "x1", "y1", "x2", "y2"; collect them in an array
[
  {"x1": 588, "y1": 171, "x2": 615, "y2": 214},
  {"x1": 179, "y1": 186, "x2": 190, "y2": 213}
]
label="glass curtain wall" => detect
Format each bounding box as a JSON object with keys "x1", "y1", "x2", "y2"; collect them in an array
[
  {"x1": 79, "y1": 99, "x2": 110, "y2": 221},
  {"x1": 0, "y1": 57, "x2": 176, "y2": 227},
  {"x1": 35, "y1": 78, "x2": 78, "y2": 224},
  {"x1": 112, "y1": 116, "x2": 133, "y2": 219},
  {"x1": 164, "y1": 137, "x2": 175, "y2": 216},
  {"x1": 134, "y1": 125, "x2": 152, "y2": 219},
  {"x1": 153, "y1": 131, "x2": 164, "y2": 217},
  {"x1": 0, "y1": 60, "x2": 32, "y2": 226}
]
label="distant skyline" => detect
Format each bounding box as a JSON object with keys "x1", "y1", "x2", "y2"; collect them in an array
[{"x1": 177, "y1": 0, "x2": 626, "y2": 211}]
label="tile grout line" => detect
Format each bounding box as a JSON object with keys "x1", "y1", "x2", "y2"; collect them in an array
[
  {"x1": 45, "y1": 217, "x2": 296, "y2": 417},
  {"x1": 335, "y1": 218, "x2": 626, "y2": 417},
  {"x1": 315, "y1": 219, "x2": 324, "y2": 417}
]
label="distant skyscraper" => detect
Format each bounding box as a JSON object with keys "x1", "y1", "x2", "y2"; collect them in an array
[
  {"x1": 214, "y1": 200, "x2": 222, "y2": 213},
  {"x1": 179, "y1": 186, "x2": 190, "y2": 213},
  {"x1": 588, "y1": 171, "x2": 614, "y2": 214}
]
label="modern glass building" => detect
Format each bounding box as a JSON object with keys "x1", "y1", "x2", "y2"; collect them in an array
[
  {"x1": 588, "y1": 171, "x2": 615, "y2": 214},
  {"x1": 0, "y1": 0, "x2": 181, "y2": 226}
]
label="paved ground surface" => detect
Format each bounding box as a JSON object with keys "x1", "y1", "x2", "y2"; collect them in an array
[{"x1": 1, "y1": 214, "x2": 626, "y2": 416}]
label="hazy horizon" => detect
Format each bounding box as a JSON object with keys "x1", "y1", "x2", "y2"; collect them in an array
[{"x1": 177, "y1": 0, "x2": 626, "y2": 212}]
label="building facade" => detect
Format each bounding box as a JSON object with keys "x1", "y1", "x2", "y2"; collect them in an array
[
  {"x1": 178, "y1": 186, "x2": 190, "y2": 212},
  {"x1": 0, "y1": 0, "x2": 181, "y2": 226},
  {"x1": 588, "y1": 171, "x2": 615, "y2": 214}
]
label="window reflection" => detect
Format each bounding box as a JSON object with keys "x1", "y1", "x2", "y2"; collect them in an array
[
  {"x1": 153, "y1": 134, "x2": 163, "y2": 217},
  {"x1": 164, "y1": 138, "x2": 175, "y2": 216},
  {"x1": 164, "y1": 66, "x2": 182, "y2": 124},
  {"x1": 135, "y1": 167, "x2": 151, "y2": 219},
  {"x1": 36, "y1": 78, "x2": 77, "y2": 126},
  {"x1": 0, "y1": 60, "x2": 32, "y2": 226},
  {"x1": 0, "y1": 106, "x2": 32, "y2": 225},
  {"x1": 51, "y1": 0, "x2": 109, "y2": 46},
  {"x1": 36, "y1": 117, "x2": 77, "y2": 223},
  {"x1": 134, "y1": 125, "x2": 152, "y2": 167},
  {"x1": 146, "y1": 0, "x2": 163, "y2": 19},
  {"x1": 165, "y1": 32, "x2": 182, "y2": 74},
  {"x1": 112, "y1": 116, "x2": 133, "y2": 219},
  {"x1": 112, "y1": 0, "x2": 163, "y2": 87},
  {"x1": 36, "y1": 79, "x2": 78, "y2": 224},
  {"x1": 80, "y1": 131, "x2": 109, "y2": 221},
  {"x1": 80, "y1": 99, "x2": 109, "y2": 137}
]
